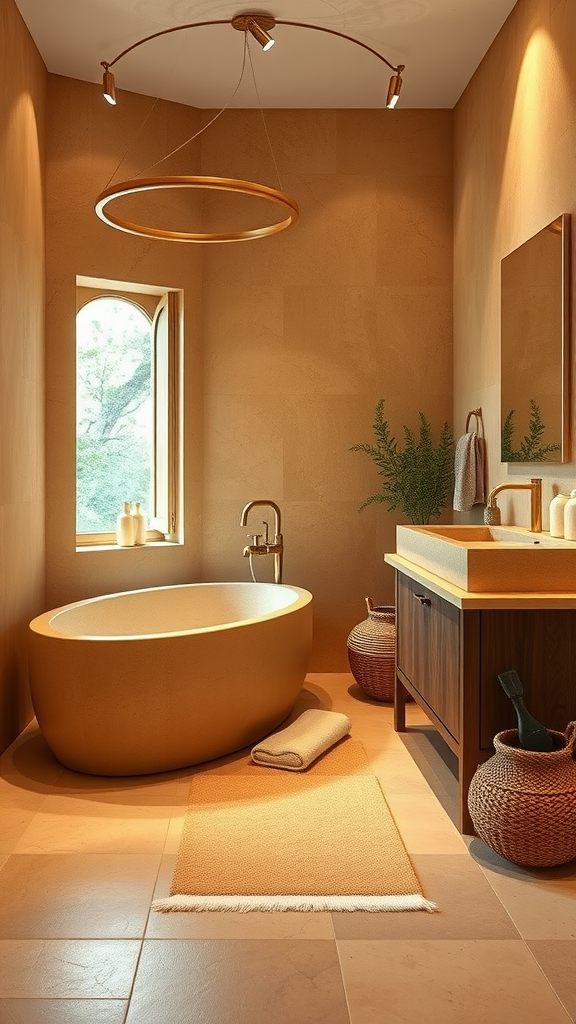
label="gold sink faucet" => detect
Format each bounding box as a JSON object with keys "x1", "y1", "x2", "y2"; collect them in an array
[{"x1": 484, "y1": 477, "x2": 542, "y2": 532}]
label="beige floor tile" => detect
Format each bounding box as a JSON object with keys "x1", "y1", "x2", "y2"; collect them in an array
[
  {"x1": 147, "y1": 857, "x2": 335, "y2": 939},
  {"x1": 126, "y1": 939, "x2": 350, "y2": 1024},
  {"x1": 0, "y1": 939, "x2": 141, "y2": 998},
  {"x1": 0, "y1": 998, "x2": 128, "y2": 1023},
  {"x1": 0, "y1": 854, "x2": 161, "y2": 938},
  {"x1": 163, "y1": 809, "x2": 186, "y2": 854},
  {"x1": 364, "y1": 747, "x2": 447, "y2": 795},
  {"x1": 1, "y1": 804, "x2": 46, "y2": 855},
  {"x1": 12, "y1": 801, "x2": 172, "y2": 854},
  {"x1": 349, "y1": 722, "x2": 406, "y2": 750},
  {"x1": 332, "y1": 854, "x2": 520, "y2": 940},
  {"x1": 45, "y1": 775, "x2": 182, "y2": 804},
  {"x1": 476, "y1": 856, "x2": 576, "y2": 939},
  {"x1": 0, "y1": 724, "x2": 64, "y2": 784},
  {"x1": 398, "y1": 728, "x2": 459, "y2": 801},
  {"x1": 0, "y1": 775, "x2": 52, "y2": 805},
  {"x1": 383, "y1": 792, "x2": 468, "y2": 854},
  {"x1": 0, "y1": 778, "x2": 56, "y2": 854},
  {"x1": 527, "y1": 941, "x2": 576, "y2": 1020},
  {"x1": 337, "y1": 939, "x2": 572, "y2": 1023},
  {"x1": 148, "y1": 908, "x2": 336, "y2": 941}
]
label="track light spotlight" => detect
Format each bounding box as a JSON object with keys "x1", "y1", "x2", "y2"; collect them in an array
[
  {"x1": 101, "y1": 64, "x2": 116, "y2": 105},
  {"x1": 386, "y1": 68, "x2": 403, "y2": 109},
  {"x1": 247, "y1": 17, "x2": 275, "y2": 50},
  {"x1": 231, "y1": 14, "x2": 276, "y2": 50}
]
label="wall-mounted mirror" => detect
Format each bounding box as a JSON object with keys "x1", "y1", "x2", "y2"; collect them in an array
[{"x1": 500, "y1": 213, "x2": 570, "y2": 462}]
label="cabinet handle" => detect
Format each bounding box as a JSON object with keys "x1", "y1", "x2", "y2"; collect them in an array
[{"x1": 413, "y1": 593, "x2": 431, "y2": 606}]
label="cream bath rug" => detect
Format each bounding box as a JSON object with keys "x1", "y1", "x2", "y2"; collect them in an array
[{"x1": 153, "y1": 739, "x2": 437, "y2": 913}]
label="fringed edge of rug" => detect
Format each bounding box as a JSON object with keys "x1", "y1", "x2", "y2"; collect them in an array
[{"x1": 152, "y1": 894, "x2": 438, "y2": 913}]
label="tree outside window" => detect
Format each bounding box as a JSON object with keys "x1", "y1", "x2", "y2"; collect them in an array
[{"x1": 76, "y1": 296, "x2": 153, "y2": 533}]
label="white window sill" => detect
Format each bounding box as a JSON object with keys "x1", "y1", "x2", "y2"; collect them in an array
[{"x1": 75, "y1": 540, "x2": 183, "y2": 552}]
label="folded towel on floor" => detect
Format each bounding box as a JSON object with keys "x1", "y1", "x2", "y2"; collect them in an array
[
  {"x1": 251, "y1": 709, "x2": 352, "y2": 771},
  {"x1": 453, "y1": 431, "x2": 485, "y2": 512}
]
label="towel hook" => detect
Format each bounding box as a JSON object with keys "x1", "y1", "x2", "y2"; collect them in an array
[{"x1": 465, "y1": 407, "x2": 483, "y2": 434}]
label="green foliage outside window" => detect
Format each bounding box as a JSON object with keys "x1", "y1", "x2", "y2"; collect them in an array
[{"x1": 76, "y1": 297, "x2": 152, "y2": 533}]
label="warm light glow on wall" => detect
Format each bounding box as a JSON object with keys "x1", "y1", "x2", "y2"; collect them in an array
[
  {"x1": 4, "y1": 92, "x2": 44, "y2": 242},
  {"x1": 501, "y1": 27, "x2": 569, "y2": 233}
]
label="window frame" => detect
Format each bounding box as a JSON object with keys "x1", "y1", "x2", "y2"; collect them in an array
[{"x1": 75, "y1": 277, "x2": 182, "y2": 548}]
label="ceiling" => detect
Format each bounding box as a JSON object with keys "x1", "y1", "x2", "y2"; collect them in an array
[{"x1": 14, "y1": 0, "x2": 517, "y2": 109}]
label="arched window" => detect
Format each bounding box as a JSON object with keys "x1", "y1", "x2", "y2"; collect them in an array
[{"x1": 75, "y1": 282, "x2": 181, "y2": 544}]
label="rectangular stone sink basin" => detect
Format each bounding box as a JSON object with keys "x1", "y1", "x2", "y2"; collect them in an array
[{"x1": 396, "y1": 524, "x2": 576, "y2": 593}]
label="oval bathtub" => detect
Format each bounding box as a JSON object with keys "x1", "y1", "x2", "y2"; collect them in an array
[{"x1": 28, "y1": 582, "x2": 313, "y2": 776}]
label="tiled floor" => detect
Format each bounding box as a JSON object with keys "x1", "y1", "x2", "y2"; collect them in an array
[{"x1": 0, "y1": 672, "x2": 575, "y2": 1023}]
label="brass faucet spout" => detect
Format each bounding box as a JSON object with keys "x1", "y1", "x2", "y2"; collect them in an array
[
  {"x1": 485, "y1": 477, "x2": 542, "y2": 532},
  {"x1": 240, "y1": 499, "x2": 282, "y2": 539}
]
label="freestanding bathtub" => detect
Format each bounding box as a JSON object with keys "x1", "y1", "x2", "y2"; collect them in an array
[{"x1": 28, "y1": 582, "x2": 313, "y2": 776}]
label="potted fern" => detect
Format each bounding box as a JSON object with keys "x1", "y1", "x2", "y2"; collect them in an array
[{"x1": 351, "y1": 399, "x2": 454, "y2": 524}]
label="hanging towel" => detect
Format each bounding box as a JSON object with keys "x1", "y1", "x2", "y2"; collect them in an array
[
  {"x1": 251, "y1": 709, "x2": 351, "y2": 771},
  {"x1": 453, "y1": 431, "x2": 485, "y2": 512}
]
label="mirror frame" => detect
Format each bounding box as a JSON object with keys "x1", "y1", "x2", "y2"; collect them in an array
[{"x1": 500, "y1": 213, "x2": 571, "y2": 463}]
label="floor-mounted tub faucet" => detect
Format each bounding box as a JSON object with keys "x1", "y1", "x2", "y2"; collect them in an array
[{"x1": 240, "y1": 499, "x2": 283, "y2": 584}]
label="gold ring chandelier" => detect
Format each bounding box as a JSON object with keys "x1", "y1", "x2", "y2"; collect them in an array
[{"x1": 96, "y1": 14, "x2": 406, "y2": 244}]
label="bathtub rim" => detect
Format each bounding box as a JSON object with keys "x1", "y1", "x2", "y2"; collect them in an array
[{"x1": 29, "y1": 581, "x2": 313, "y2": 643}]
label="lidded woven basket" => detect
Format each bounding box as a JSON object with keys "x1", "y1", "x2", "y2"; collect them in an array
[
  {"x1": 347, "y1": 598, "x2": 395, "y2": 702},
  {"x1": 468, "y1": 722, "x2": 576, "y2": 867}
]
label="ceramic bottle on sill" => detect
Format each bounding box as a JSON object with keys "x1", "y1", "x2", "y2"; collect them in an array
[
  {"x1": 116, "y1": 501, "x2": 135, "y2": 546},
  {"x1": 132, "y1": 501, "x2": 147, "y2": 545}
]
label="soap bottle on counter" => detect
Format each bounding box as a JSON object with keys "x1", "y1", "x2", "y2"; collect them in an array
[
  {"x1": 549, "y1": 492, "x2": 570, "y2": 538},
  {"x1": 563, "y1": 490, "x2": 576, "y2": 542},
  {"x1": 116, "y1": 501, "x2": 135, "y2": 546},
  {"x1": 132, "y1": 501, "x2": 147, "y2": 545}
]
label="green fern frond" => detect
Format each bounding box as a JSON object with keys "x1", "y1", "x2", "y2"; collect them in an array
[
  {"x1": 501, "y1": 399, "x2": 561, "y2": 462},
  {"x1": 351, "y1": 399, "x2": 454, "y2": 524}
]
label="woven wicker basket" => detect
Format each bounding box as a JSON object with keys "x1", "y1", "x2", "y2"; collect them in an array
[
  {"x1": 347, "y1": 599, "x2": 395, "y2": 702},
  {"x1": 468, "y1": 722, "x2": 576, "y2": 867}
]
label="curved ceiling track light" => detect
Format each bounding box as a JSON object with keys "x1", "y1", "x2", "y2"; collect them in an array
[{"x1": 96, "y1": 13, "x2": 406, "y2": 243}]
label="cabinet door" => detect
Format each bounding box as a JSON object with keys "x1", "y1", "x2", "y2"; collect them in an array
[{"x1": 396, "y1": 573, "x2": 460, "y2": 741}]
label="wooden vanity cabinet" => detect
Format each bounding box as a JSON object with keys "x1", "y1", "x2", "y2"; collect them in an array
[{"x1": 393, "y1": 570, "x2": 576, "y2": 835}]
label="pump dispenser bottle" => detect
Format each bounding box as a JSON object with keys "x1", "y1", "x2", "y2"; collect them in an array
[{"x1": 116, "y1": 501, "x2": 135, "y2": 546}]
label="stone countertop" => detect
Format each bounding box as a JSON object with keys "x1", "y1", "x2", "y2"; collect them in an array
[{"x1": 384, "y1": 552, "x2": 576, "y2": 610}]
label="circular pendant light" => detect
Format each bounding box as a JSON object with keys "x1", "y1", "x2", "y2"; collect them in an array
[{"x1": 95, "y1": 175, "x2": 299, "y2": 243}]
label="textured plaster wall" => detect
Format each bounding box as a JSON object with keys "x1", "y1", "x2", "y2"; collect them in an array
[
  {"x1": 454, "y1": 0, "x2": 576, "y2": 527},
  {"x1": 0, "y1": 0, "x2": 46, "y2": 752},
  {"x1": 200, "y1": 108, "x2": 453, "y2": 668},
  {"x1": 45, "y1": 91, "x2": 453, "y2": 669},
  {"x1": 45, "y1": 75, "x2": 205, "y2": 609}
]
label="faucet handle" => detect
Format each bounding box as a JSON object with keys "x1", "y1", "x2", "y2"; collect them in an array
[
  {"x1": 484, "y1": 505, "x2": 501, "y2": 526},
  {"x1": 262, "y1": 520, "x2": 270, "y2": 544},
  {"x1": 247, "y1": 533, "x2": 263, "y2": 546}
]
